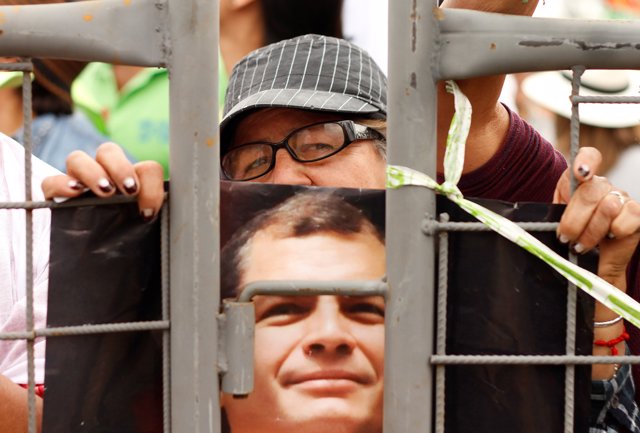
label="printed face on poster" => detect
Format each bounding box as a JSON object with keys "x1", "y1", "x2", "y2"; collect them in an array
[{"x1": 219, "y1": 183, "x2": 387, "y2": 433}]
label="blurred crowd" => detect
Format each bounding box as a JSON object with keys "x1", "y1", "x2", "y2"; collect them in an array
[{"x1": 501, "y1": 0, "x2": 640, "y2": 200}]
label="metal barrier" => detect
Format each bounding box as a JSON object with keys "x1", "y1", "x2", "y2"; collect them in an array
[
  {"x1": 386, "y1": 4, "x2": 640, "y2": 433},
  {"x1": 0, "y1": 1, "x2": 639, "y2": 432},
  {"x1": 0, "y1": 1, "x2": 219, "y2": 432}
]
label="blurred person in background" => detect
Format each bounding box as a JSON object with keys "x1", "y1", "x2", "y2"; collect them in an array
[
  {"x1": 566, "y1": 0, "x2": 640, "y2": 19},
  {"x1": 521, "y1": 69, "x2": 640, "y2": 202},
  {"x1": 0, "y1": 5, "x2": 102, "y2": 431},
  {"x1": 0, "y1": 0, "x2": 111, "y2": 172},
  {"x1": 0, "y1": 130, "x2": 59, "y2": 432},
  {"x1": 499, "y1": 0, "x2": 640, "y2": 119},
  {"x1": 0, "y1": 57, "x2": 108, "y2": 172},
  {"x1": 342, "y1": 0, "x2": 388, "y2": 73},
  {"x1": 71, "y1": 0, "x2": 344, "y2": 177}
]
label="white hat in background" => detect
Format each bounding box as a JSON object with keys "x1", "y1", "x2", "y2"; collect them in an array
[{"x1": 521, "y1": 69, "x2": 640, "y2": 128}]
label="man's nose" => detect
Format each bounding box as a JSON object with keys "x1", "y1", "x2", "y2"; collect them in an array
[
  {"x1": 301, "y1": 298, "x2": 356, "y2": 357},
  {"x1": 269, "y1": 148, "x2": 313, "y2": 186}
]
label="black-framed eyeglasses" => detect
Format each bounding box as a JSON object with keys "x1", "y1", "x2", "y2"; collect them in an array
[{"x1": 221, "y1": 120, "x2": 385, "y2": 181}]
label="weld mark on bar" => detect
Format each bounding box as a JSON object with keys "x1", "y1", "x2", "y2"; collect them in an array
[{"x1": 520, "y1": 39, "x2": 640, "y2": 50}]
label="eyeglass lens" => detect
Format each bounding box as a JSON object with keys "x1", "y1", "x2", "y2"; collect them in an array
[{"x1": 222, "y1": 122, "x2": 347, "y2": 181}]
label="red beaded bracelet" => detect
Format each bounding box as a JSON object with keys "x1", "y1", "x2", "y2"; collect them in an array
[
  {"x1": 594, "y1": 325, "x2": 630, "y2": 356},
  {"x1": 18, "y1": 383, "x2": 45, "y2": 398}
]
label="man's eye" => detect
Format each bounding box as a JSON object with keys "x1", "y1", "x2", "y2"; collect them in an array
[
  {"x1": 241, "y1": 156, "x2": 270, "y2": 175},
  {"x1": 298, "y1": 142, "x2": 338, "y2": 155},
  {"x1": 258, "y1": 303, "x2": 307, "y2": 321},
  {"x1": 347, "y1": 302, "x2": 385, "y2": 319}
]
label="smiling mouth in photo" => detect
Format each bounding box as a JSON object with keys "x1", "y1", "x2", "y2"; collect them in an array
[{"x1": 285, "y1": 370, "x2": 371, "y2": 394}]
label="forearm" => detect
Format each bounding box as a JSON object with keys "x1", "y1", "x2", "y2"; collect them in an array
[
  {"x1": 591, "y1": 236, "x2": 638, "y2": 380},
  {"x1": 592, "y1": 297, "x2": 628, "y2": 380},
  {"x1": 440, "y1": 0, "x2": 539, "y2": 16},
  {"x1": 436, "y1": 0, "x2": 538, "y2": 173},
  {"x1": 0, "y1": 374, "x2": 42, "y2": 433}
]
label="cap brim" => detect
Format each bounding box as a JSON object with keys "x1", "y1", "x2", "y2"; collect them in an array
[
  {"x1": 522, "y1": 71, "x2": 640, "y2": 128},
  {"x1": 220, "y1": 88, "x2": 382, "y2": 137}
]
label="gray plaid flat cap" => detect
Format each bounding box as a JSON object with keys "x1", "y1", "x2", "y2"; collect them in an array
[{"x1": 220, "y1": 34, "x2": 387, "y2": 143}]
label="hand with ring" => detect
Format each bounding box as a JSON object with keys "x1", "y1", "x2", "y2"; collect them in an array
[
  {"x1": 553, "y1": 147, "x2": 640, "y2": 290},
  {"x1": 553, "y1": 147, "x2": 640, "y2": 379}
]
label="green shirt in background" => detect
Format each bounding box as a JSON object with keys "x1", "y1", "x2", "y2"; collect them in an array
[{"x1": 72, "y1": 56, "x2": 228, "y2": 178}]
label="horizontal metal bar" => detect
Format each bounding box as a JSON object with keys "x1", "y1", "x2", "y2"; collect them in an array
[
  {"x1": 0, "y1": 193, "x2": 168, "y2": 210},
  {"x1": 0, "y1": 0, "x2": 167, "y2": 66},
  {"x1": 0, "y1": 320, "x2": 170, "y2": 340},
  {"x1": 238, "y1": 280, "x2": 389, "y2": 302},
  {"x1": 423, "y1": 220, "x2": 558, "y2": 235},
  {"x1": 0, "y1": 62, "x2": 33, "y2": 72},
  {"x1": 572, "y1": 95, "x2": 640, "y2": 104},
  {"x1": 432, "y1": 354, "x2": 640, "y2": 365},
  {"x1": 0, "y1": 197, "x2": 133, "y2": 210},
  {"x1": 435, "y1": 9, "x2": 640, "y2": 80}
]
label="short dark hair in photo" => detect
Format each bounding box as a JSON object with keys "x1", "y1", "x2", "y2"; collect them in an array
[{"x1": 220, "y1": 191, "x2": 384, "y2": 299}]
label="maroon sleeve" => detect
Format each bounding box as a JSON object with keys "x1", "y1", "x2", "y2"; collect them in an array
[{"x1": 447, "y1": 106, "x2": 568, "y2": 202}]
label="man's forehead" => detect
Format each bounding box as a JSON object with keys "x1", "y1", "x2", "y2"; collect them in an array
[
  {"x1": 251, "y1": 225, "x2": 370, "y2": 246},
  {"x1": 243, "y1": 228, "x2": 385, "y2": 283},
  {"x1": 249, "y1": 227, "x2": 384, "y2": 258}
]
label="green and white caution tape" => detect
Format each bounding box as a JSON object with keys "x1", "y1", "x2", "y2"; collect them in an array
[
  {"x1": 0, "y1": 71, "x2": 34, "y2": 89},
  {"x1": 387, "y1": 80, "x2": 640, "y2": 330}
]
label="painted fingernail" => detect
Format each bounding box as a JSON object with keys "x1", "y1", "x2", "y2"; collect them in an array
[
  {"x1": 97, "y1": 178, "x2": 114, "y2": 193},
  {"x1": 573, "y1": 243, "x2": 585, "y2": 254},
  {"x1": 67, "y1": 179, "x2": 86, "y2": 191},
  {"x1": 141, "y1": 208, "x2": 155, "y2": 221},
  {"x1": 607, "y1": 232, "x2": 616, "y2": 240},
  {"x1": 123, "y1": 177, "x2": 137, "y2": 194},
  {"x1": 558, "y1": 234, "x2": 569, "y2": 244},
  {"x1": 577, "y1": 164, "x2": 591, "y2": 178}
]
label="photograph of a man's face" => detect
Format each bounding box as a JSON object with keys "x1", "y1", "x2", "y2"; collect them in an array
[{"x1": 220, "y1": 185, "x2": 386, "y2": 433}]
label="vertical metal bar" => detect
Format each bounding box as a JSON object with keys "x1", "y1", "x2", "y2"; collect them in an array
[
  {"x1": 385, "y1": 0, "x2": 438, "y2": 432},
  {"x1": 564, "y1": 281, "x2": 578, "y2": 433},
  {"x1": 161, "y1": 203, "x2": 171, "y2": 433},
  {"x1": 435, "y1": 214, "x2": 450, "y2": 433},
  {"x1": 220, "y1": 301, "x2": 255, "y2": 396},
  {"x1": 569, "y1": 66, "x2": 585, "y2": 194},
  {"x1": 167, "y1": 0, "x2": 220, "y2": 431},
  {"x1": 563, "y1": 65, "x2": 585, "y2": 433},
  {"x1": 21, "y1": 63, "x2": 37, "y2": 433}
]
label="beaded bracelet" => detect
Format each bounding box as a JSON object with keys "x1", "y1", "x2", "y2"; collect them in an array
[
  {"x1": 18, "y1": 383, "x2": 45, "y2": 398},
  {"x1": 594, "y1": 315, "x2": 623, "y2": 328},
  {"x1": 593, "y1": 325, "x2": 629, "y2": 356}
]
